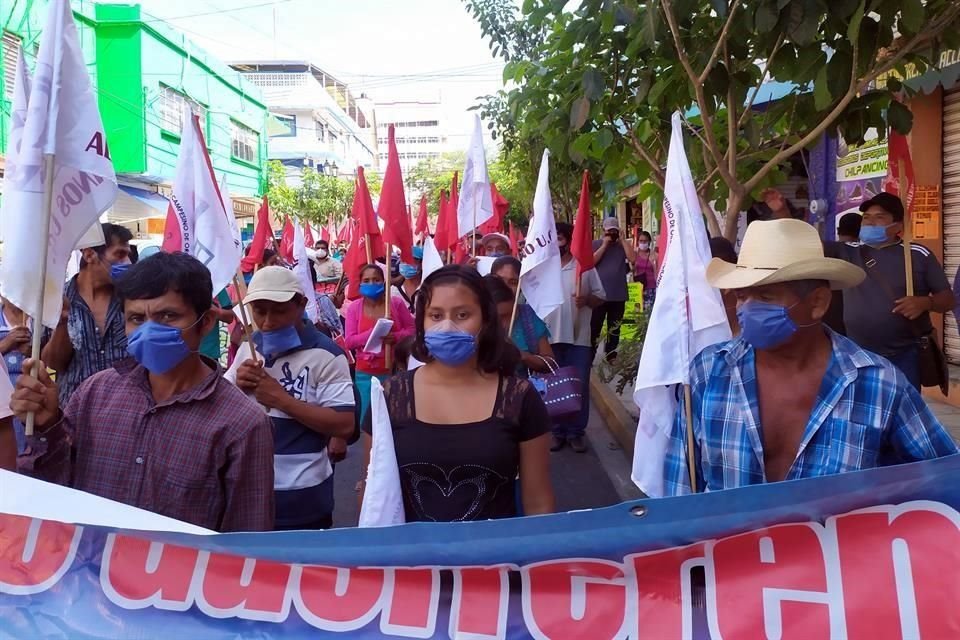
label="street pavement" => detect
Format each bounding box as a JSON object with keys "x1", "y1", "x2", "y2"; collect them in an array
[{"x1": 332, "y1": 402, "x2": 641, "y2": 528}]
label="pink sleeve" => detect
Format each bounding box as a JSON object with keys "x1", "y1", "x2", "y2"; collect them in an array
[
  {"x1": 344, "y1": 302, "x2": 373, "y2": 350},
  {"x1": 392, "y1": 297, "x2": 415, "y2": 340}
]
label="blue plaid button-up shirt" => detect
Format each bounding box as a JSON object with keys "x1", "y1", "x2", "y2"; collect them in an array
[{"x1": 664, "y1": 330, "x2": 958, "y2": 496}]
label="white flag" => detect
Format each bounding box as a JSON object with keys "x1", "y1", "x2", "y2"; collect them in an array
[
  {"x1": 171, "y1": 107, "x2": 241, "y2": 294},
  {"x1": 457, "y1": 115, "x2": 494, "y2": 237},
  {"x1": 0, "y1": 0, "x2": 118, "y2": 328},
  {"x1": 631, "y1": 112, "x2": 731, "y2": 497},
  {"x1": 421, "y1": 236, "x2": 444, "y2": 281},
  {"x1": 292, "y1": 222, "x2": 320, "y2": 323},
  {"x1": 359, "y1": 377, "x2": 405, "y2": 527},
  {"x1": 519, "y1": 150, "x2": 565, "y2": 320}
]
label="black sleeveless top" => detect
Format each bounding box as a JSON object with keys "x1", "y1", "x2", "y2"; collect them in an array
[{"x1": 363, "y1": 369, "x2": 550, "y2": 522}]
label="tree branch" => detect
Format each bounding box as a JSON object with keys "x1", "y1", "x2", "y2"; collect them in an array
[
  {"x1": 737, "y1": 33, "x2": 785, "y2": 130},
  {"x1": 724, "y1": 43, "x2": 737, "y2": 178},
  {"x1": 698, "y1": 0, "x2": 743, "y2": 85},
  {"x1": 743, "y1": 8, "x2": 960, "y2": 193},
  {"x1": 661, "y1": 0, "x2": 737, "y2": 190},
  {"x1": 627, "y1": 130, "x2": 666, "y2": 187}
]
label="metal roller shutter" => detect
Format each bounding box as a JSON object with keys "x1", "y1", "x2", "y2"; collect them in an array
[{"x1": 942, "y1": 89, "x2": 960, "y2": 364}]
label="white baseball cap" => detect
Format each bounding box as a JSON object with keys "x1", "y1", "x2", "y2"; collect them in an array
[{"x1": 243, "y1": 266, "x2": 304, "y2": 304}]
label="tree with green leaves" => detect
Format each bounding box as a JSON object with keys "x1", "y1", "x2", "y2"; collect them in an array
[
  {"x1": 466, "y1": 0, "x2": 960, "y2": 239},
  {"x1": 266, "y1": 160, "x2": 381, "y2": 227}
]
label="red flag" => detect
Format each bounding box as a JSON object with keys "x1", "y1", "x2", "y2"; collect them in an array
[
  {"x1": 303, "y1": 222, "x2": 316, "y2": 248},
  {"x1": 480, "y1": 183, "x2": 510, "y2": 234},
  {"x1": 571, "y1": 171, "x2": 596, "y2": 278},
  {"x1": 321, "y1": 216, "x2": 331, "y2": 243},
  {"x1": 414, "y1": 196, "x2": 430, "y2": 239},
  {"x1": 240, "y1": 196, "x2": 272, "y2": 272},
  {"x1": 161, "y1": 201, "x2": 182, "y2": 252},
  {"x1": 279, "y1": 216, "x2": 295, "y2": 263},
  {"x1": 343, "y1": 218, "x2": 367, "y2": 301},
  {"x1": 335, "y1": 217, "x2": 352, "y2": 245},
  {"x1": 378, "y1": 125, "x2": 415, "y2": 263},
  {"x1": 439, "y1": 172, "x2": 461, "y2": 252},
  {"x1": 883, "y1": 129, "x2": 916, "y2": 214},
  {"x1": 434, "y1": 190, "x2": 453, "y2": 251},
  {"x1": 354, "y1": 167, "x2": 385, "y2": 262}
]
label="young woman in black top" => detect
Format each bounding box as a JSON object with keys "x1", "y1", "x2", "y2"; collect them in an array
[{"x1": 361, "y1": 265, "x2": 555, "y2": 522}]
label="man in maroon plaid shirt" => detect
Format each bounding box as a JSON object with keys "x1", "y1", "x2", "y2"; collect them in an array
[{"x1": 12, "y1": 252, "x2": 275, "y2": 532}]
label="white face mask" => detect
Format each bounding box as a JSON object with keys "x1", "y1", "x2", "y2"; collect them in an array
[
  {"x1": 638, "y1": 242, "x2": 650, "y2": 251},
  {"x1": 316, "y1": 249, "x2": 328, "y2": 259}
]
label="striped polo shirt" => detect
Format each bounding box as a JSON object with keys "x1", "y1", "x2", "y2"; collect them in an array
[{"x1": 226, "y1": 322, "x2": 355, "y2": 527}]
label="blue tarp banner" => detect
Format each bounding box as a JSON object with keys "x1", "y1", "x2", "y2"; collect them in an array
[{"x1": 3, "y1": 455, "x2": 960, "y2": 639}]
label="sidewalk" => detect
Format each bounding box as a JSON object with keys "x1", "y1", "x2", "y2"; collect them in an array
[{"x1": 927, "y1": 397, "x2": 960, "y2": 443}]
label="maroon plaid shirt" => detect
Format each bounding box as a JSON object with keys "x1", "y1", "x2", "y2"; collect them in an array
[{"x1": 19, "y1": 358, "x2": 274, "y2": 532}]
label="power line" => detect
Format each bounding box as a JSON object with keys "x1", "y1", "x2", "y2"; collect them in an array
[{"x1": 140, "y1": 0, "x2": 302, "y2": 24}]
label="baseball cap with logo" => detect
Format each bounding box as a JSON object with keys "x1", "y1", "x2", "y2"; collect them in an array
[{"x1": 243, "y1": 266, "x2": 304, "y2": 304}]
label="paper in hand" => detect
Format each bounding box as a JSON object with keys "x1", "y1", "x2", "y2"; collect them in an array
[{"x1": 363, "y1": 318, "x2": 395, "y2": 354}]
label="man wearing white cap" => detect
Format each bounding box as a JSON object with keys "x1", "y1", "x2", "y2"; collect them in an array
[
  {"x1": 663, "y1": 219, "x2": 957, "y2": 496},
  {"x1": 591, "y1": 216, "x2": 636, "y2": 362},
  {"x1": 481, "y1": 232, "x2": 511, "y2": 258},
  {"x1": 225, "y1": 266, "x2": 357, "y2": 530}
]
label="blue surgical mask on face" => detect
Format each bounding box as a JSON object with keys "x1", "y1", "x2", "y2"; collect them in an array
[
  {"x1": 127, "y1": 315, "x2": 204, "y2": 374},
  {"x1": 359, "y1": 283, "x2": 385, "y2": 299},
  {"x1": 487, "y1": 251, "x2": 505, "y2": 258},
  {"x1": 399, "y1": 263, "x2": 420, "y2": 279},
  {"x1": 424, "y1": 319, "x2": 478, "y2": 366},
  {"x1": 110, "y1": 263, "x2": 132, "y2": 281},
  {"x1": 859, "y1": 224, "x2": 893, "y2": 246},
  {"x1": 737, "y1": 300, "x2": 814, "y2": 351},
  {"x1": 259, "y1": 325, "x2": 302, "y2": 357}
]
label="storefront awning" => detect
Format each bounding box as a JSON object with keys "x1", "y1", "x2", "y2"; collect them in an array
[{"x1": 108, "y1": 185, "x2": 169, "y2": 224}]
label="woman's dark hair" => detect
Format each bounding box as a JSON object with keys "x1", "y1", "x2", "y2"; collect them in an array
[
  {"x1": 491, "y1": 255, "x2": 521, "y2": 277},
  {"x1": 638, "y1": 230, "x2": 653, "y2": 243},
  {"x1": 413, "y1": 265, "x2": 518, "y2": 375},
  {"x1": 483, "y1": 274, "x2": 515, "y2": 305},
  {"x1": 393, "y1": 336, "x2": 415, "y2": 372},
  {"x1": 359, "y1": 263, "x2": 384, "y2": 281},
  {"x1": 262, "y1": 248, "x2": 277, "y2": 264},
  {"x1": 116, "y1": 251, "x2": 213, "y2": 317},
  {"x1": 555, "y1": 221, "x2": 573, "y2": 241}
]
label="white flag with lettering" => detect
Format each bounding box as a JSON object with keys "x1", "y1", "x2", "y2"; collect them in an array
[
  {"x1": 292, "y1": 222, "x2": 320, "y2": 323},
  {"x1": 457, "y1": 114, "x2": 493, "y2": 237},
  {"x1": 359, "y1": 377, "x2": 406, "y2": 527},
  {"x1": 631, "y1": 113, "x2": 731, "y2": 497},
  {"x1": 0, "y1": 0, "x2": 118, "y2": 328},
  {"x1": 519, "y1": 150, "x2": 565, "y2": 320},
  {"x1": 172, "y1": 107, "x2": 241, "y2": 294}
]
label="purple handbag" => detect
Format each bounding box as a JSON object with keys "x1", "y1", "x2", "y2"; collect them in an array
[{"x1": 529, "y1": 356, "x2": 584, "y2": 419}]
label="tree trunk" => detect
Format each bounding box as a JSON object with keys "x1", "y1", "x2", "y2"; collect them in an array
[{"x1": 723, "y1": 191, "x2": 746, "y2": 243}]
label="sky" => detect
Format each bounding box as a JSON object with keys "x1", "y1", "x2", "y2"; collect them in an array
[{"x1": 110, "y1": 0, "x2": 506, "y2": 148}]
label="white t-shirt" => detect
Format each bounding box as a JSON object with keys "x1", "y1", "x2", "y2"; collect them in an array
[
  {"x1": 545, "y1": 260, "x2": 606, "y2": 347},
  {"x1": 0, "y1": 358, "x2": 14, "y2": 420}
]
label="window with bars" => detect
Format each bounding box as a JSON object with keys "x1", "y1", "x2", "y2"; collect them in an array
[
  {"x1": 231, "y1": 121, "x2": 259, "y2": 163},
  {"x1": 158, "y1": 86, "x2": 206, "y2": 133},
  {"x1": 316, "y1": 121, "x2": 326, "y2": 141},
  {"x1": 2, "y1": 31, "x2": 22, "y2": 102}
]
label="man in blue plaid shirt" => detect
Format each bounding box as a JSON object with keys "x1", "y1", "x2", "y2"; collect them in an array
[{"x1": 664, "y1": 219, "x2": 958, "y2": 496}]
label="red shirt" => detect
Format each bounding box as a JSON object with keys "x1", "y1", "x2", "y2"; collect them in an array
[{"x1": 19, "y1": 358, "x2": 275, "y2": 532}]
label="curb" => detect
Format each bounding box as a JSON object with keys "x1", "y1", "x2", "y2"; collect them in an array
[{"x1": 590, "y1": 373, "x2": 636, "y2": 461}]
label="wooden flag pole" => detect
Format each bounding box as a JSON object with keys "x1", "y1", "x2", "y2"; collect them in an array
[
  {"x1": 231, "y1": 274, "x2": 259, "y2": 362},
  {"x1": 365, "y1": 234, "x2": 373, "y2": 266},
  {"x1": 384, "y1": 244, "x2": 393, "y2": 371},
  {"x1": 508, "y1": 275, "x2": 522, "y2": 337},
  {"x1": 24, "y1": 153, "x2": 56, "y2": 437},
  {"x1": 573, "y1": 272, "x2": 583, "y2": 336},
  {"x1": 472, "y1": 200, "x2": 478, "y2": 256},
  {"x1": 899, "y1": 159, "x2": 914, "y2": 297},
  {"x1": 684, "y1": 384, "x2": 697, "y2": 492}
]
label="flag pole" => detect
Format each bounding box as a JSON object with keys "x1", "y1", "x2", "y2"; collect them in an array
[
  {"x1": 573, "y1": 270, "x2": 583, "y2": 335},
  {"x1": 508, "y1": 276, "x2": 522, "y2": 336},
  {"x1": 684, "y1": 384, "x2": 697, "y2": 492},
  {"x1": 899, "y1": 159, "x2": 914, "y2": 297},
  {"x1": 231, "y1": 274, "x2": 259, "y2": 362},
  {"x1": 24, "y1": 153, "x2": 56, "y2": 437},
  {"x1": 472, "y1": 200, "x2": 478, "y2": 256},
  {"x1": 384, "y1": 243, "x2": 393, "y2": 371}
]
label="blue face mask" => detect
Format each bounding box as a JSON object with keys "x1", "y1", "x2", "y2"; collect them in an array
[
  {"x1": 859, "y1": 224, "x2": 893, "y2": 246},
  {"x1": 127, "y1": 316, "x2": 204, "y2": 374},
  {"x1": 259, "y1": 325, "x2": 302, "y2": 357},
  {"x1": 737, "y1": 300, "x2": 813, "y2": 351},
  {"x1": 399, "y1": 263, "x2": 420, "y2": 279},
  {"x1": 110, "y1": 263, "x2": 132, "y2": 281},
  {"x1": 359, "y1": 283, "x2": 385, "y2": 299},
  {"x1": 424, "y1": 320, "x2": 478, "y2": 366},
  {"x1": 487, "y1": 251, "x2": 506, "y2": 258}
]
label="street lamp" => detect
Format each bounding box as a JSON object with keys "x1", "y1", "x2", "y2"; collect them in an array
[{"x1": 330, "y1": 162, "x2": 339, "y2": 176}]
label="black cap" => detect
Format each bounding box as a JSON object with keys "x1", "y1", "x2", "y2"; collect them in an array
[{"x1": 859, "y1": 192, "x2": 904, "y2": 222}]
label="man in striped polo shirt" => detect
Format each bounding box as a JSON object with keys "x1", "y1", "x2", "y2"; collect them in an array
[{"x1": 226, "y1": 267, "x2": 356, "y2": 530}]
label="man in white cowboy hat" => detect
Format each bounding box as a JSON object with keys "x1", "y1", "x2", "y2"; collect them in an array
[{"x1": 662, "y1": 219, "x2": 957, "y2": 496}]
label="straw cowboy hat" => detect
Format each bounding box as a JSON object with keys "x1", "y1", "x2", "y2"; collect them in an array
[{"x1": 706, "y1": 219, "x2": 865, "y2": 290}]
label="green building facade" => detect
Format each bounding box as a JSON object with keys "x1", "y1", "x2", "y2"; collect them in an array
[{"x1": 1, "y1": 1, "x2": 267, "y2": 239}]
